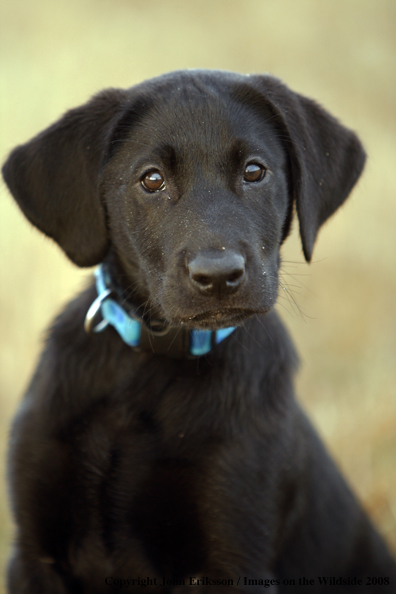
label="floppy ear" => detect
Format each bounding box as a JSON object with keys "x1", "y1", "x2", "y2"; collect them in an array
[
  {"x1": 2, "y1": 89, "x2": 128, "y2": 266},
  {"x1": 251, "y1": 76, "x2": 366, "y2": 261}
]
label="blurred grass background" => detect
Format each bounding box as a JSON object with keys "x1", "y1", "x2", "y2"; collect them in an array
[{"x1": 1, "y1": 0, "x2": 395, "y2": 587}]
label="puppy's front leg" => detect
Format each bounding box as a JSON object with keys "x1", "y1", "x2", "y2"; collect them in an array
[{"x1": 7, "y1": 549, "x2": 70, "y2": 594}]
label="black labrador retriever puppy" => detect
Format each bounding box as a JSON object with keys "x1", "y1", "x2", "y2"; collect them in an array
[{"x1": 3, "y1": 70, "x2": 396, "y2": 593}]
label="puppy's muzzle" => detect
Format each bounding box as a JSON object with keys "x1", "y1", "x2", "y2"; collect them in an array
[{"x1": 187, "y1": 250, "x2": 246, "y2": 297}]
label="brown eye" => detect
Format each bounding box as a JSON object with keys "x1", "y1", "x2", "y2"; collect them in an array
[
  {"x1": 141, "y1": 170, "x2": 165, "y2": 192},
  {"x1": 244, "y1": 163, "x2": 266, "y2": 183}
]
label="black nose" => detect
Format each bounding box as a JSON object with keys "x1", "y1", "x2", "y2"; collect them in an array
[{"x1": 188, "y1": 250, "x2": 246, "y2": 297}]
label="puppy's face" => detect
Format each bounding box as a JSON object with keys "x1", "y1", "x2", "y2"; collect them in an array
[
  {"x1": 2, "y1": 70, "x2": 365, "y2": 332},
  {"x1": 102, "y1": 85, "x2": 290, "y2": 329}
]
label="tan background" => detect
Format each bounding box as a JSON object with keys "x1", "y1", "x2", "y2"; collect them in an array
[{"x1": 1, "y1": 0, "x2": 395, "y2": 587}]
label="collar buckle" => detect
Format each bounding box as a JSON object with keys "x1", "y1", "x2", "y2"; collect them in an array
[{"x1": 84, "y1": 288, "x2": 112, "y2": 334}]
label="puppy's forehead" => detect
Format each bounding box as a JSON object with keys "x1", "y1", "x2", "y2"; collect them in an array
[
  {"x1": 122, "y1": 77, "x2": 280, "y2": 158},
  {"x1": 140, "y1": 90, "x2": 240, "y2": 140}
]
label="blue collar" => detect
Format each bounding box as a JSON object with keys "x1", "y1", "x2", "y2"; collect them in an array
[{"x1": 84, "y1": 264, "x2": 236, "y2": 358}]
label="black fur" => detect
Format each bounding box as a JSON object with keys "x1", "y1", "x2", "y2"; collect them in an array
[{"x1": 3, "y1": 70, "x2": 396, "y2": 593}]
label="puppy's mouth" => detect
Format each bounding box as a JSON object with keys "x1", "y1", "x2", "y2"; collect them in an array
[{"x1": 175, "y1": 307, "x2": 262, "y2": 330}]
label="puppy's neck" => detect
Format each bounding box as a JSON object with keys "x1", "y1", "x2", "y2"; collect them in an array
[{"x1": 104, "y1": 249, "x2": 163, "y2": 325}]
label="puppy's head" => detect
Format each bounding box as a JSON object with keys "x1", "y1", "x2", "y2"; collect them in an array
[{"x1": 2, "y1": 71, "x2": 365, "y2": 330}]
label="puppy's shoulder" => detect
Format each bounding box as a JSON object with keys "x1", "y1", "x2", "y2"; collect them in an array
[{"x1": 14, "y1": 283, "x2": 135, "y2": 427}]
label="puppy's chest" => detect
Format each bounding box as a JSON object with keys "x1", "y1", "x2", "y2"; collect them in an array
[
  {"x1": 65, "y1": 392, "x2": 253, "y2": 577},
  {"x1": 72, "y1": 388, "x2": 243, "y2": 501}
]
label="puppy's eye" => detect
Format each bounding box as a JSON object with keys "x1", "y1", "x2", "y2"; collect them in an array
[
  {"x1": 243, "y1": 163, "x2": 266, "y2": 183},
  {"x1": 141, "y1": 170, "x2": 166, "y2": 192}
]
